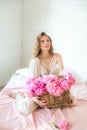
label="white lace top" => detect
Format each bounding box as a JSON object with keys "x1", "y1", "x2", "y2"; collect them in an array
[{"x1": 28, "y1": 56, "x2": 61, "y2": 77}]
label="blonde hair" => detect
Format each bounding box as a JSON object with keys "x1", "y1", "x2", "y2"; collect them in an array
[{"x1": 32, "y1": 32, "x2": 54, "y2": 58}]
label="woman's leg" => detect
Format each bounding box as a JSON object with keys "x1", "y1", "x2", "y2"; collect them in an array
[
  {"x1": 16, "y1": 94, "x2": 39, "y2": 114},
  {"x1": 2, "y1": 89, "x2": 39, "y2": 115}
]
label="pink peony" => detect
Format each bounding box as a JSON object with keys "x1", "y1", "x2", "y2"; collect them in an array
[
  {"x1": 24, "y1": 72, "x2": 75, "y2": 98},
  {"x1": 63, "y1": 72, "x2": 75, "y2": 86},
  {"x1": 57, "y1": 120, "x2": 70, "y2": 130},
  {"x1": 24, "y1": 77, "x2": 47, "y2": 98},
  {"x1": 58, "y1": 79, "x2": 70, "y2": 91}
]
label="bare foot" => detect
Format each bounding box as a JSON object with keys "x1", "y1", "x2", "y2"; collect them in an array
[
  {"x1": 2, "y1": 89, "x2": 17, "y2": 98},
  {"x1": 18, "y1": 91, "x2": 24, "y2": 97}
]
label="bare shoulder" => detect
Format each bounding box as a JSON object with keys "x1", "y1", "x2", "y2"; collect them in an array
[
  {"x1": 53, "y1": 53, "x2": 62, "y2": 59},
  {"x1": 53, "y1": 53, "x2": 64, "y2": 69}
]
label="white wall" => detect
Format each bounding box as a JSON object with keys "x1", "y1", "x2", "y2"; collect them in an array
[
  {"x1": 0, "y1": 0, "x2": 23, "y2": 86},
  {"x1": 0, "y1": 0, "x2": 87, "y2": 87},
  {"x1": 22, "y1": 0, "x2": 52, "y2": 66},
  {"x1": 22, "y1": 0, "x2": 87, "y2": 82}
]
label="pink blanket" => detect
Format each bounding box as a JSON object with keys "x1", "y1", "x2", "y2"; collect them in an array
[{"x1": 0, "y1": 74, "x2": 87, "y2": 130}]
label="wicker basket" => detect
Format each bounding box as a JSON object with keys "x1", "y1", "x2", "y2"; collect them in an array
[{"x1": 40, "y1": 91, "x2": 71, "y2": 109}]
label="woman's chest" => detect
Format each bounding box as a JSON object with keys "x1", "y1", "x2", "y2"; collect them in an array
[{"x1": 40, "y1": 60, "x2": 60, "y2": 76}]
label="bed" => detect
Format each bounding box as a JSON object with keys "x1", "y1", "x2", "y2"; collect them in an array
[{"x1": 0, "y1": 68, "x2": 87, "y2": 130}]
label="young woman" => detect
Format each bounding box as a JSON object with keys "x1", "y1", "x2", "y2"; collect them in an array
[
  {"x1": 3, "y1": 32, "x2": 75, "y2": 114},
  {"x1": 28, "y1": 32, "x2": 65, "y2": 107},
  {"x1": 1, "y1": 32, "x2": 87, "y2": 130}
]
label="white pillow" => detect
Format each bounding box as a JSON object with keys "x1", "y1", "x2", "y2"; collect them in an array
[
  {"x1": 16, "y1": 68, "x2": 28, "y2": 78},
  {"x1": 15, "y1": 67, "x2": 83, "y2": 82}
]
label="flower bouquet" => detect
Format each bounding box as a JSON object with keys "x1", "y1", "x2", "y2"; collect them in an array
[{"x1": 24, "y1": 72, "x2": 75, "y2": 108}]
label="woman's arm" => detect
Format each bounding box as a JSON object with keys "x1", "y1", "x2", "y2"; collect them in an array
[
  {"x1": 55, "y1": 53, "x2": 64, "y2": 75},
  {"x1": 28, "y1": 58, "x2": 48, "y2": 107},
  {"x1": 28, "y1": 58, "x2": 41, "y2": 78}
]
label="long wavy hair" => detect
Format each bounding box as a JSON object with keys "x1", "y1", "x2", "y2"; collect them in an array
[{"x1": 32, "y1": 32, "x2": 54, "y2": 58}]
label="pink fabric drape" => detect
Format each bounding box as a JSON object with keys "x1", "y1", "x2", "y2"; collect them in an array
[{"x1": 0, "y1": 75, "x2": 87, "y2": 130}]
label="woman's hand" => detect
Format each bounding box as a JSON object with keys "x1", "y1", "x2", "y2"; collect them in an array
[{"x1": 32, "y1": 96, "x2": 48, "y2": 108}]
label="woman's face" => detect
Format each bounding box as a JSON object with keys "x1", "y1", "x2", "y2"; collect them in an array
[{"x1": 39, "y1": 36, "x2": 51, "y2": 52}]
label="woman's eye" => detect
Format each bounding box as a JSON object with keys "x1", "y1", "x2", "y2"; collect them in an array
[
  {"x1": 41, "y1": 40, "x2": 45, "y2": 43},
  {"x1": 40, "y1": 39, "x2": 50, "y2": 43},
  {"x1": 47, "y1": 40, "x2": 50, "y2": 42}
]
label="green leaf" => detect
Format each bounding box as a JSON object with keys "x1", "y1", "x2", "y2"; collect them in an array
[
  {"x1": 54, "y1": 124, "x2": 59, "y2": 129},
  {"x1": 50, "y1": 123, "x2": 59, "y2": 129}
]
